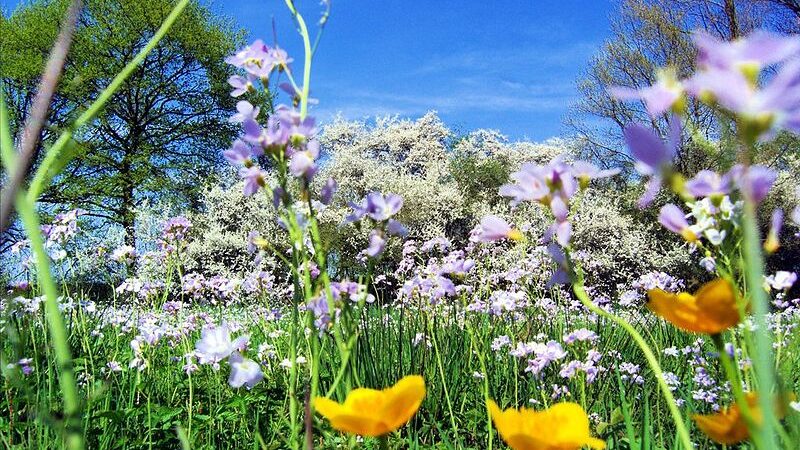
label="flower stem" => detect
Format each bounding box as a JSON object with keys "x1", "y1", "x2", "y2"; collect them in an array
[
  {"x1": 572, "y1": 282, "x2": 693, "y2": 449},
  {"x1": 740, "y1": 197, "x2": 779, "y2": 449},
  {"x1": 16, "y1": 194, "x2": 83, "y2": 450}
]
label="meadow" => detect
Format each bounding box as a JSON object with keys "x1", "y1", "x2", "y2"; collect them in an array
[{"x1": 2, "y1": 1, "x2": 800, "y2": 449}]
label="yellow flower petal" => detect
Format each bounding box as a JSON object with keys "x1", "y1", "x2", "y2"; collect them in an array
[
  {"x1": 647, "y1": 278, "x2": 739, "y2": 334},
  {"x1": 380, "y1": 375, "x2": 426, "y2": 432},
  {"x1": 488, "y1": 400, "x2": 605, "y2": 450},
  {"x1": 314, "y1": 375, "x2": 425, "y2": 437}
]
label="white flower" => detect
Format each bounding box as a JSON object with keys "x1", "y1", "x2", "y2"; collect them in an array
[
  {"x1": 228, "y1": 352, "x2": 264, "y2": 389},
  {"x1": 195, "y1": 324, "x2": 249, "y2": 365},
  {"x1": 703, "y1": 228, "x2": 726, "y2": 246},
  {"x1": 764, "y1": 271, "x2": 797, "y2": 291}
]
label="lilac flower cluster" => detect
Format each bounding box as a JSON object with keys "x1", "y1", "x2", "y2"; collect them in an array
[{"x1": 194, "y1": 323, "x2": 263, "y2": 389}]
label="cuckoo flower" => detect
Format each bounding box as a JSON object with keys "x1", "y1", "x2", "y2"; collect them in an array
[
  {"x1": 570, "y1": 161, "x2": 620, "y2": 189},
  {"x1": 487, "y1": 400, "x2": 606, "y2": 450},
  {"x1": 647, "y1": 278, "x2": 740, "y2": 334},
  {"x1": 228, "y1": 352, "x2": 264, "y2": 389},
  {"x1": 658, "y1": 204, "x2": 698, "y2": 242},
  {"x1": 623, "y1": 118, "x2": 681, "y2": 207},
  {"x1": 240, "y1": 166, "x2": 267, "y2": 196},
  {"x1": 609, "y1": 69, "x2": 685, "y2": 117},
  {"x1": 195, "y1": 324, "x2": 249, "y2": 365},
  {"x1": 686, "y1": 60, "x2": 800, "y2": 137},
  {"x1": 229, "y1": 100, "x2": 260, "y2": 123},
  {"x1": 475, "y1": 215, "x2": 523, "y2": 242},
  {"x1": 764, "y1": 209, "x2": 783, "y2": 254},
  {"x1": 223, "y1": 140, "x2": 253, "y2": 166},
  {"x1": 685, "y1": 170, "x2": 731, "y2": 199},
  {"x1": 313, "y1": 375, "x2": 426, "y2": 437},
  {"x1": 288, "y1": 140, "x2": 320, "y2": 181},
  {"x1": 320, "y1": 178, "x2": 337, "y2": 205},
  {"x1": 346, "y1": 193, "x2": 404, "y2": 223},
  {"x1": 227, "y1": 74, "x2": 256, "y2": 97},
  {"x1": 693, "y1": 30, "x2": 800, "y2": 73},
  {"x1": 728, "y1": 164, "x2": 776, "y2": 203}
]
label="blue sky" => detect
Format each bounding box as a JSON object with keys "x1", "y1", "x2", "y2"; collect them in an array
[{"x1": 2, "y1": 0, "x2": 613, "y2": 141}]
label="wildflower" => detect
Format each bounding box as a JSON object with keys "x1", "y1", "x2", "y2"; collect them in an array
[
  {"x1": 647, "y1": 278, "x2": 740, "y2": 334},
  {"x1": 609, "y1": 68, "x2": 685, "y2": 117},
  {"x1": 699, "y1": 256, "x2": 716, "y2": 272},
  {"x1": 347, "y1": 192, "x2": 404, "y2": 223},
  {"x1": 313, "y1": 375, "x2": 426, "y2": 437},
  {"x1": 229, "y1": 100, "x2": 260, "y2": 123},
  {"x1": 693, "y1": 392, "x2": 795, "y2": 445},
  {"x1": 570, "y1": 161, "x2": 620, "y2": 189},
  {"x1": 320, "y1": 178, "x2": 337, "y2": 205},
  {"x1": 623, "y1": 119, "x2": 681, "y2": 207},
  {"x1": 224, "y1": 139, "x2": 254, "y2": 166},
  {"x1": 487, "y1": 400, "x2": 605, "y2": 450},
  {"x1": 476, "y1": 215, "x2": 523, "y2": 242},
  {"x1": 195, "y1": 324, "x2": 249, "y2": 365},
  {"x1": 658, "y1": 204, "x2": 698, "y2": 242},
  {"x1": 764, "y1": 271, "x2": 797, "y2": 291},
  {"x1": 240, "y1": 166, "x2": 267, "y2": 196},
  {"x1": 728, "y1": 164, "x2": 776, "y2": 203},
  {"x1": 111, "y1": 245, "x2": 137, "y2": 263},
  {"x1": 363, "y1": 231, "x2": 387, "y2": 258},
  {"x1": 288, "y1": 140, "x2": 320, "y2": 181},
  {"x1": 693, "y1": 30, "x2": 800, "y2": 73},
  {"x1": 227, "y1": 74, "x2": 255, "y2": 97},
  {"x1": 685, "y1": 170, "x2": 730, "y2": 200},
  {"x1": 228, "y1": 352, "x2": 264, "y2": 389},
  {"x1": 764, "y1": 208, "x2": 782, "y2": 253}
]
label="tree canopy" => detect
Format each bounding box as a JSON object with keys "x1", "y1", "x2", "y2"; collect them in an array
[{"x1": 1, "y1": 0, "x2": 247, "y2": 245}]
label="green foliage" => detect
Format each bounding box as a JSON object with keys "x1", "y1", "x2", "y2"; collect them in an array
[
  {"x1": 449, "y1": 149, "x2": 510, "y2": 208},
  {"x1": 1, "y1": 0, "x2": 252, "y2": 244}
]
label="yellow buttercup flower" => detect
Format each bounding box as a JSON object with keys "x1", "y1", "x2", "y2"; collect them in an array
[
  {"x1": 487, "y1": 400, "x2": 606, "y2": 450},
  {"x1": 647, "y1": 278, "x2": 740, "y2": 334},
  {"x1": 694, "y1": 392, "x2": 795, "y2": 445},
  {"x1": 313, "y1": 375, "x2": 425, "y2": 437}
]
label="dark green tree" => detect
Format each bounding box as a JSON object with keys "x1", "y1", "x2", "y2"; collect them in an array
[{"x1": 1, "y1": 0, "x2": 250, "y2": 245}]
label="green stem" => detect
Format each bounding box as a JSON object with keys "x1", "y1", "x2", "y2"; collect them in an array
[
  {"x1": 16, "y1": 193, "x2": 83, "y2": 450},
  {"x1": 572, "y1": 282, "x2": 693, "y2": 449},
  {"x1": 740, "y1": 198, "x2": 779, "y2": 449},
  {"x1": 283, "y1": 0, "x2": 313, "y2": 120},
  {"x1": 711, "y1": 334, "x2": 764, "y2": 448}
]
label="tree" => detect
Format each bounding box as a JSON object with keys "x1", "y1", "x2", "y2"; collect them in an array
[
  {"x1": 1, "y1": 0, "x2": 248, "y2": 246},
  {"x1": 567, "y1": 0, "x2": 799, "y2": 174}
]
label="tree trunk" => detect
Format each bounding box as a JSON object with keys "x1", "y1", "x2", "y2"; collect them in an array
[{"x1": 120, "y1": 154, "x2": 136, "y2": 248}]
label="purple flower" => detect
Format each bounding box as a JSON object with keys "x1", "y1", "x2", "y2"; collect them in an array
[
  {"x1": 623, "y1": 119, "x2": 681, "y2": 206},
  {"x1": 223, "y1": 140, "x2": 252, "y2": 166},
  {"x1": 500, "y1": 158, "x2": 577, "y2": 206},
  {"x1": 386, "y1": 219, "x2": 407, "y2": 237},
  {"x1": 275, "y1": 106, "x2": 316, "y2": 145},
  {"x1": 230, "y1": 100, "x2": 260, "y2": 123},
  {"x1": 685, "y1": 170, "x2": 731, "y2": 198},
  {"x1": 228, "y1": 352, "x2": 264, "y2": 389},
  {"x1": 728, "y1": 164, "x2": 776, "y2": 203},
  {"x1": 570, "y1": 161, "x2": 620, "y2": 188},
  {"x1": 694, "y1": 30, "x2": 800, "y2": 71},
  {"x1": 195, "y1": 324, "x2": 249, "y2": 365},
  {"x1": 764, "y1": 208, "x2": 783, "y2": 253},
  {"x1": 226, "y1": 39, "x2": 280, "y2": 79},
  {"x1": 475, "y1": 215, "x2": 521, "y2": 242},
  {"x1": 227, "y1": 74, "x2": 255, "y2": 97},
  {"x1": 364, "y1": 230, "x2": 387, "y2": 258},
  {"x1": 240, "y1": 166, "x2": 266, "y2": 196},
  {"x1": 658, "y1": 204, "x2": 697, "y2": 242},
  {"x1": 288, "y1": 140, "x2": 320, "y2": 181},
  {"x1": 346, "y1": 192, "x2": 404, "y2": 223},
  {"x1": 608, "y1": 70, "x2": 685, "y2": 117},
  {"x1": 320, "y1": 178, "x2": 337, "y2": 205}
]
